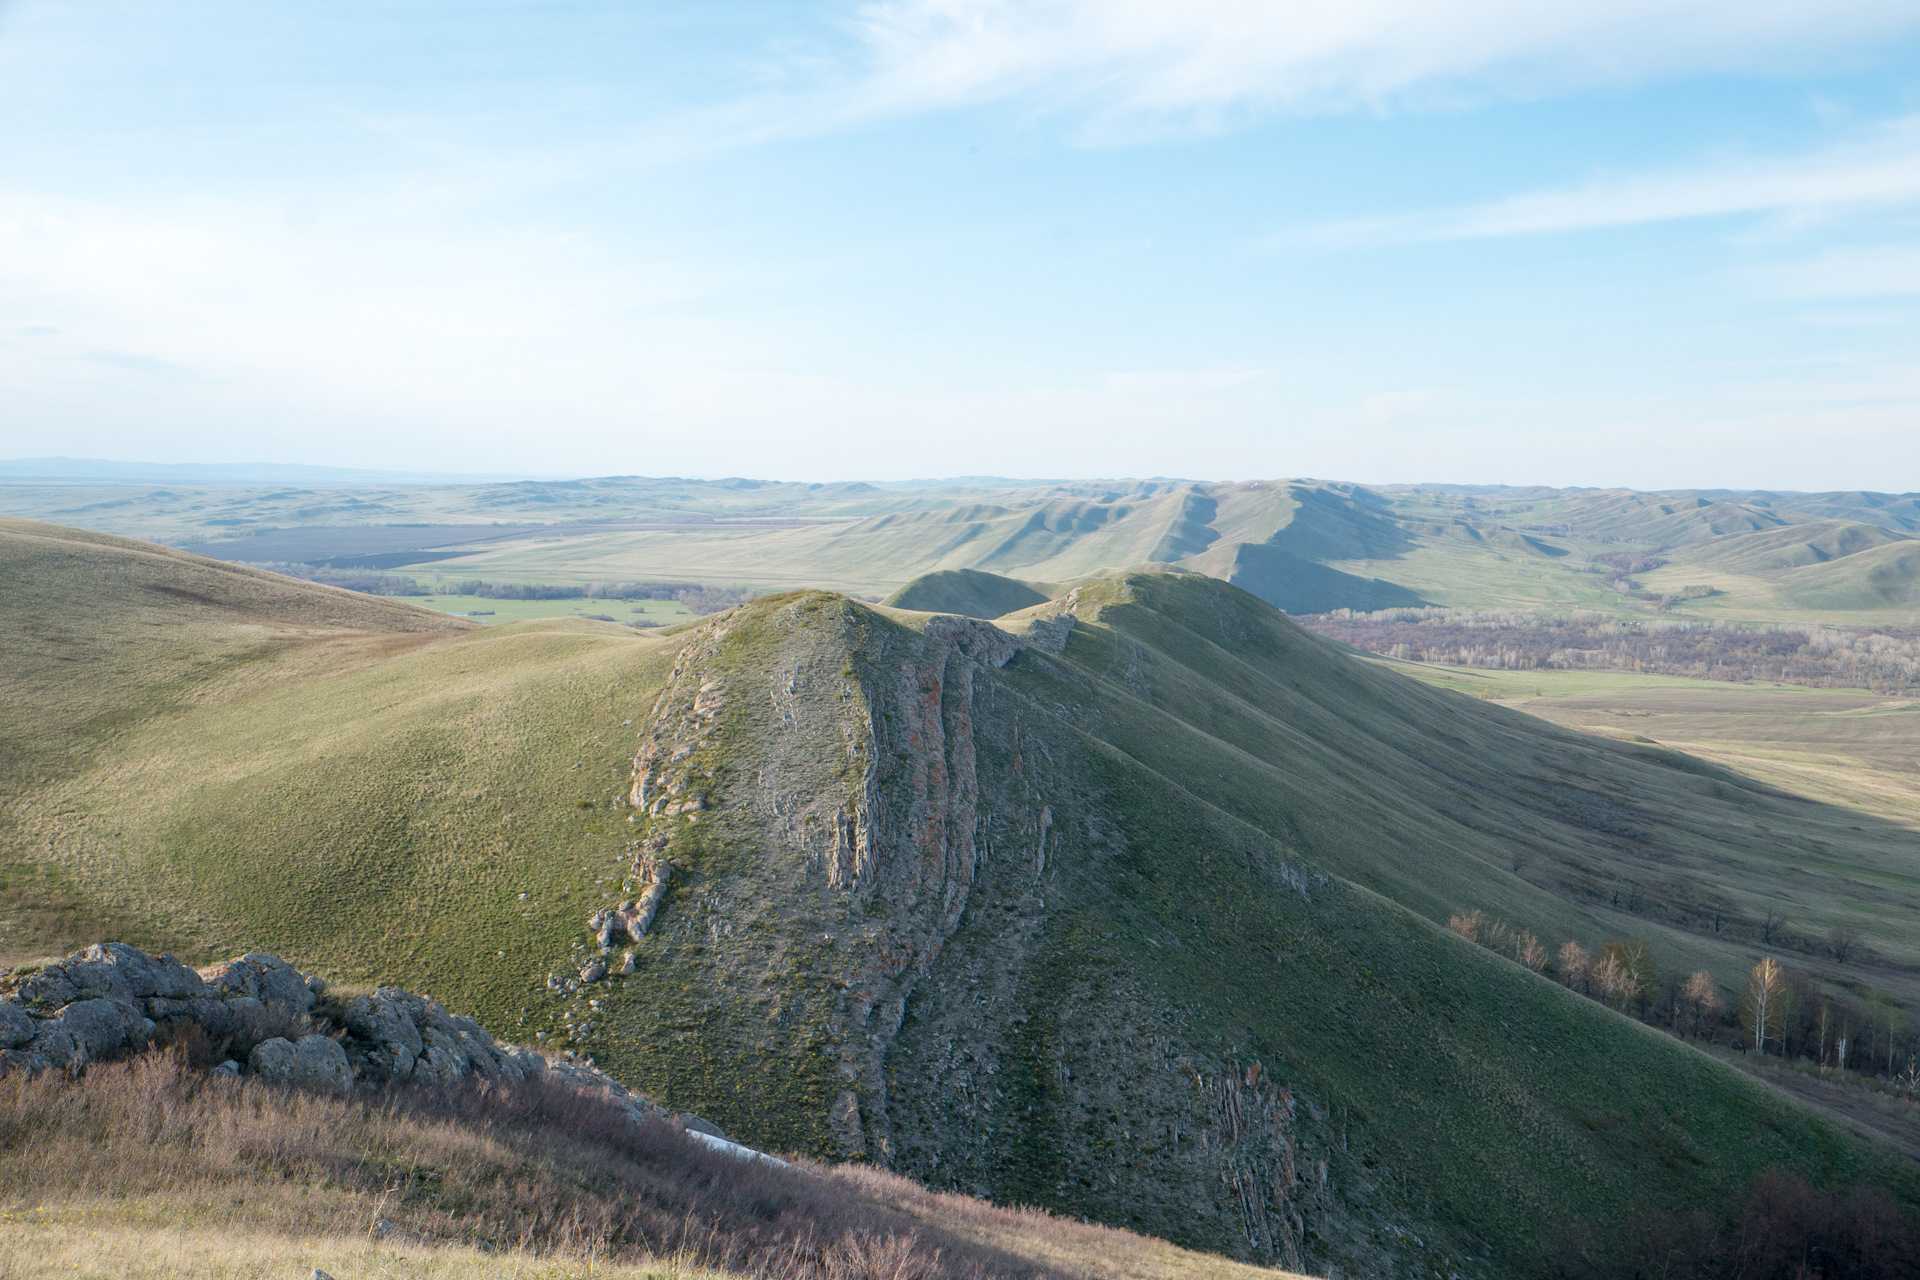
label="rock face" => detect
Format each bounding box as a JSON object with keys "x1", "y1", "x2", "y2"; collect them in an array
[{"x1": 0, "y1": 943, "x2": 708, "y2": 1137}]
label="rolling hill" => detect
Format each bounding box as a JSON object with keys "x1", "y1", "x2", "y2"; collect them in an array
[
  {"x1": 9, "y1": 472, "x2": 1920, "y2": 620},
  {"x1": 883, "y1": 568, "x2": 1052, "y2": 617},
  {"x1": 4, "y1": 519, "x2": 1917, "y2": 1276},
  {"x1": 1685, "y1": 521, "x2": 1910, "y2": 574}
]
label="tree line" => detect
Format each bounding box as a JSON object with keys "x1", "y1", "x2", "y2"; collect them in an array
[{"x1": 1447, "y1": 910, "x2": 1918, "y2": 1092}]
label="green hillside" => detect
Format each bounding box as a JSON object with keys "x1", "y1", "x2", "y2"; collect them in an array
[
  {"x1": 883, "y1": 568, "x2": 1051, "y2": 617},
  {"x1": 1686, "y1": 521, "x2": 1909, "y2": 573},
  {"x1": 4, "y1": 521, "x2": 1916, "y2": 1277},
  {"x1": 1778, "y1": 539, "x2": 1920, "y2": 610},
  {"x1": 11, "y1": 476, "x2": 1920, "y2": 620}
]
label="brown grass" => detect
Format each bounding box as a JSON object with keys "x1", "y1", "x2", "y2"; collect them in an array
[{"x1": 0, "y1": 1050, "x2": 1298, "y2": 1280}]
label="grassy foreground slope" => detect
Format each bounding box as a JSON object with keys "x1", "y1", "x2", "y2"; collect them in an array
[
  {"x1": 4, "y1": 521, "x2": 1915, "y2": 1276},
  {"x1": 2, "y1": 1049, "x2": 1294, "y2": 1280}
]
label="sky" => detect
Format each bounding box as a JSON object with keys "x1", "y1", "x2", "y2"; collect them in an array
[{"x1": 3, "y1": 1, "x2": 1920, "y2": 489}]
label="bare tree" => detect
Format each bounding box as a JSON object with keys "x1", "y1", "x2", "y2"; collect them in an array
[
  {"x1": 1516, "y1": 931, "x2": 1547, "y2": 973},
  {"x1": 1681, "y1": 970, "x2": 1722, "y2": 1038},
  {"x1": 1828, "y1": 924, "x2": 1860, "y2": 965},
  {"x1": 1741, "y1": 956, "x2": 1792, "y2": 1055},
  {"x1": 1760, "y1": 908, "x2": 1788, "y2": 946},
  {"x1": 1601, "y1": 939, "x2": 1654, "y2": 1016},
  {"x1": 1593, "y1": 951, "x2": 1637, "y2": 1010},
  {"x1": 1558, "y1": 940, "x2": 1590, "y2": 994}
]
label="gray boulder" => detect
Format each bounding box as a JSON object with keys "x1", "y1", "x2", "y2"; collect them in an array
[
  {"x1": 202, "y1": 953, "x2": 316, "y2": 1018},
  {"x1": 249, "y1": 1034, "x2": 351, "y2": 1093},
  {"x1": 13, "y1": 943, "x2": 203, "y2": 1009},
  {"x1": 27, "y1": 997, "x2": 154, "y2": 1069},
  {"x1": 0, "y1": 1001, "x2": 34, "y2": 1050},
  {"x1": 343, "y1": 989, "x2": 425, "y2": 1082}
]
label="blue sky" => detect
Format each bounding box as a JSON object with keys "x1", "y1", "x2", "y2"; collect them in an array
[{"x1": 3, "y1": 1, "x2": 1919, "y2": 488}]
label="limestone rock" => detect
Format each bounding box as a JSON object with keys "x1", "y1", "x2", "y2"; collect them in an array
[
  {"x1": 0, "y1": 942, "x2": 721, "y2": 1142},
  {"x1": 342, "y1": 988, "x2": 425, "y2": 1082},
  {"x1": 249, "y1": 1034, "x2": 351, "y2": 1093},
  {"x1": 0, "y1": 1001, "x2": 33, "y2": 1050},
  {"x1": 27, "y1": 997, "x2": 154, "y2": 1069},
  {"x1": 201, "y1": 953, "x2": 316, "y2": 1018},
  {"x1": 13, "y1": 942, "x2": 203, "y2": 1008}
]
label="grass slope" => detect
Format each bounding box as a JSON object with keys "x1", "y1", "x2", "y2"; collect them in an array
[
  {"x1": 883, "y1": 569, "x2": 1050, "y2": 618},
  {"x1": 2, "y1": 1049, "x2": 1295, "y2": 1280}
]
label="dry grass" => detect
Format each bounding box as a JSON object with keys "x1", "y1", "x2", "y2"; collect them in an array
[
  {"x1": 0, "y1": 1219, "x2": 722, "y2": 1280},
  {"x1": 0, "y1": 1050, "x2": 1301, "y2": 1280}
]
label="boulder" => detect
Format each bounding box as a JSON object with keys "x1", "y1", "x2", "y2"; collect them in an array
[
  {"x1": 579, "y1": 960, "x2": 607, "y2": 984},
  {"x1": 27, "y1": 998, "x2": 154, "y2": 1069},
  {"x1": 13, "y1": 942, "x2": 201, "y2": 1008},
  {"x1": 249, "y1": 1034, "x2": 351, "y2": 1093},
  {"x1": 201, "y1": 953, "x2": 316, "y2": 1018},
  {"x1": 342, "y1": 989, "x2": 425, "y2": 1082},
  {"x1": 0, "y1": 1001, "x2": 34, "y2": 1050}
]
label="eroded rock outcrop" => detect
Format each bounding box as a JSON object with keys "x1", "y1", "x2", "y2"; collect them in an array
[{"x1": 0, "y1": 942, "x2": 705, "y2": 1136}]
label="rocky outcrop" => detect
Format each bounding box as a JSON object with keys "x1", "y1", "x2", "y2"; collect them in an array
[
  {"x1": 588, "y1": 860, "x2": 672, "y2": 951},
  {"x1": 249, "y1": 1034, "x2": 352, "y2": 1093},
  {"x1": 0, "y1": 942, "x2": 710, "y2": 1137}
]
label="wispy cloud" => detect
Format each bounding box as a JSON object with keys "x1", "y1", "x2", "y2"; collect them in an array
[
  {"x1": 1289, "y1": 115, "x2": 1920, "y2": 246},
  {"x1": 844, "y1": 0, "x2": 1920, "y2": 133}
]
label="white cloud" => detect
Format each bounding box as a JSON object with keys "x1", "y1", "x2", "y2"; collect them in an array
[
  {"x1": 1293, "y1": 115, "x2": 1920, "y2": 245},
  {"x1": 845, "y1": 0, "x2": 1920, "y2": 129}
]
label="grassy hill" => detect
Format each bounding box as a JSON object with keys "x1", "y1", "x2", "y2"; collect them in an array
[
  {"x1": 5, "y1": 520, "x2": 1917, "y2": 1277},
  {"x1": 11, "y1": 475, "x2": 1920, "y2": 621},
  {"x1": 883, "y1": 568, "x2": 1052, "y2": 617},
  {"x1": 1685, "y1": 521, "x2": 1909, "y2": 574}
]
